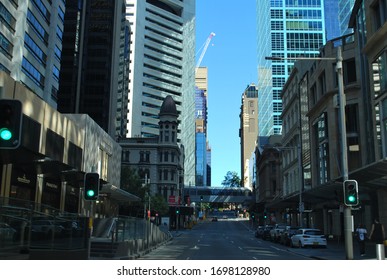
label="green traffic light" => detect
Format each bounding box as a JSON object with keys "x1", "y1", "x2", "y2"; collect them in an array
[
  {"x1": 86, "y1": 189, "x2": 95, "y2": 197},
  {"x1": 0, "y1": 128, "x2": 12, "y2": 141},
  {"x1": 348, "y1": 195, "x2": 356, "y2": 203}
]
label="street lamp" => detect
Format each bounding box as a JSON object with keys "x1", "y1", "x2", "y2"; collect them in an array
[{"x1": 266, "y1": 46, "x2": 353, "y2": 259}]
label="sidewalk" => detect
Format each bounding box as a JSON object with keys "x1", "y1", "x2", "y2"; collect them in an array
[{"x1": 287, "y1": 240, "x2": 387, "y2": 260}]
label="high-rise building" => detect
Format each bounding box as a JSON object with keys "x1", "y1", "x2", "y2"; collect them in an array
[
  {"x1": 239, "y1": 84, "x2": 258, "y2": 188},
  {"x1": 324, "y1": 0, "x2": 341, "y2": 40},
  {"x1": 195, "y1": 86, "x2": 207, "y2": 186},
  {"x1": 195, "y1": 67, "x2": 211, "y2": 187},
  {"x1": 125, "y1": 0, "x2": 196, "y2": 186},
  {"x1": 57, "y1": 0, "x2": 130, "y2": 138},
  {"x1": 195, "y1": 67, "x2": 208, "y2": 96},
  {"x1": 256, "y1": 0, "x2": 326, "y2": 136},
  {"x1": 0, "y1": 0, "x2": 65, "y2": 108},
  {"x1": 338, "y1": 0, "x2": 356, "y2": 35}
]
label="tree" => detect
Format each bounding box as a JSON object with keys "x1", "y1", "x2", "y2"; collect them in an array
[
  {"x1": 221, "y1": 171, "x2": 241, "y2": 188},
  {"x1": 120, "y1": 166, "x2": 147, "y2": 217},
  {"x1": 151, "y1": 195, "x2": 169, "y2": 216}
]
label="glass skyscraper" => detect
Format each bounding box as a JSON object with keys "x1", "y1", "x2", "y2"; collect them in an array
[
  {"x1": 256, "y1": 0, "x2": 326, "y2": 136},
  {"x1": 324, "y1": 0, "x2": 341, "y2": 40},
  {"x1": 338, "y1": 0, "x2": 355, "y2": 35},
  {"x1": 195, "y1": 86, "x2": 208, "y2": 186}
]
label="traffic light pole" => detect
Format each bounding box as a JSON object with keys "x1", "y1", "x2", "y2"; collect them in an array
[{"x1": 337, "y1": 47, "x2": 353, "y2": 260}]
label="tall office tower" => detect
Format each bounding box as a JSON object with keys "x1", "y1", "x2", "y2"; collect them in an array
[
  {"x1": 195, "y1": 86, "x2": 207, "y2": 186},
  {"x1": 125, "y1": 0, "x2": 196, "y2": 186},
  {"x1": 0, "y1": 0, "x2": 65, "y2": 108},
  {"x1": 338, "y1": 0, "x2": 355, "y2": 35},
  {"x1": 324, "y1": 0, "x2": 341, "y2": 40},
  {"x1": 195, "y1": 67, "x2": 208, "y2": 133},
  {"x1": 195, "y1": 67, "x2": 208, "y2": 94},
  {"x1": 256, "y1": 0, "x2": 326, "y2": 136},
  {"x1": 239, "y1": 84, "x2": 258, "y2": 188},
  {"x1": 206, "y1": 143, "x2": 211, "y2": 186},
  {"x1": 195, "y1": 67, "x2": 211, "y2": 186},
  {"x1": 58, "y1": 0, "x2": 130, "y2": 138}
]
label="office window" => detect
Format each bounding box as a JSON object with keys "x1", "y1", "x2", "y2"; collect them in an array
[
  {"x1": 314, "y1": 113, "x2": 329, "y2": 184},
  {"x1": 25, "y1": 33, "x2": 47, "y2": 65},
  {"x1": 22, "y1": 57, "x2": 45, "y2": 89},
  {"x1": 0, "y1": 3, "x2": 16, "y2": 32},
  {"x1": 372, "y1": 51, "x2": 387, "y2": 97},
  {"x1": 0, "y1": 32, "x2": 13, "y2": 59}
]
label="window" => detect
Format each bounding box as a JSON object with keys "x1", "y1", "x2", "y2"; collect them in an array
[
  {"x1": 27, "y1": 10, "x2": 48, "y2": 44},
  {"x1": 32, "y1": 0, "x2": 50, "y2": 24},
  {"x1": 344, "y1": 59, "x2": 357, "y2": 84},
  {"x1": 318, "y1": 71, "x2": 326, "y2": 96},
  {"x1": 0, "y1": 3, "x2": 16, "y2": 32},
  {"x1": 0, "y1": 32, "x2": 13, "y2": 59},
  {"x1": 346, "y1": 104, "x2": 361, "y2": 170},
  {"x1": 164, "y1": 151, "x2": 169, "y2": 162},
  {"x1": 372, "y1": 50, "x2": 387, "y2": 97},
  {"x1": 122, "y1": 150, "x2": 130, "y2": 162},
  {"x1": 68, "y1": 142, "x2": 82, "y2": 171},
  {"x1": 46, "y1": 129, "x2": 64, "y2": 162},
  {"x1": 165, "y1": 131, "x2": 169, "y2": 142},
  {"x1": 25, "y1": 33, "x2": 46, "y2": 65},
  {"x1": 22, "y1": 57, "x2": 45, "y2": 89},
  {"x1": 53, "y1": 65, "x2": 60, "y2": 82},
  {"x1": 314, "y1": 113, "x2": 329, "y2": 184},
  {"x1": 58, "y1": 5, "x2": 65, "y2": 23},
  {"x1": 372, "y1": 0, "x2": 387, "y2": 30}
]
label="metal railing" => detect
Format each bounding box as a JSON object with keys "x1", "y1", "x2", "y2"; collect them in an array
[{"x1": 0, "y1": 197, "x2": 88, "y2": 255}]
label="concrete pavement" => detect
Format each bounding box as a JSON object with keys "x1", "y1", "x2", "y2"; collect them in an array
[{"x1": 286, "y1": 240, "x2": 386, "y2": 260}]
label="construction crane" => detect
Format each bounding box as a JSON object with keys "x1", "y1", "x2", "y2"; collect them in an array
[{"x1": 195, "y1": 32, "x2": 215, "y2": 73}]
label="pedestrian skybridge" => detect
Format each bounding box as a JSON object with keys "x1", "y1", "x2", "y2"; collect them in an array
[{"x1": 182, "y1": 187, "x2": 253, "y2": 204}]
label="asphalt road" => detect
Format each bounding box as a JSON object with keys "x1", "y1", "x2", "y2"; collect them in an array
[{"x1": 139, "y1": 218, "x2": 310, "y2": 260}]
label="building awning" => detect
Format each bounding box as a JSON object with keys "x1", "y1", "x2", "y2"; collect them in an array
[
  {"x1": 349, "y1": 158, "x2": 387, "y2": 189},
  {"x1": 267, "y1": 158, "x2": 387, "y2": 210},
  {"x1": 100, "y1": 184, "x2": 141, "y2": 204}
]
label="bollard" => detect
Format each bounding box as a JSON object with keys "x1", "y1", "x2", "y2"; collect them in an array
[{"x1": 375, "y1": 244, "x2": 385, "y2": 260}]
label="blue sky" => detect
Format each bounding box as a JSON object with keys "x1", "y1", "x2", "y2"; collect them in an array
[{"x1": 196, "y1": 0, "x2": 258, "y2": 186}]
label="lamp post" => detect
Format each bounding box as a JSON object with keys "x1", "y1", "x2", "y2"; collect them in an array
[{"x1": 266, "y1": 46, "x2": 353, "y2": 259}]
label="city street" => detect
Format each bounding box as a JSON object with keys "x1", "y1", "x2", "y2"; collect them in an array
[
  {"x1": 139, "y1": 218, "x2": 386, "y2": 260},
  {"x1": 139, "y1": 218, "x2": 309, "y2": 260}
]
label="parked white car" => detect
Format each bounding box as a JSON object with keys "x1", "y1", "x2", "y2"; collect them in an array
[
  {"x1": 269, "y1": 224, "x2": 287, "y2": 242},
  {"x1": 290, "y1": 228, "x2": 327, "y2": 248}
]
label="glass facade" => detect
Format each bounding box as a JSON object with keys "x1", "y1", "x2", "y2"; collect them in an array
[
  {"x1": 338, "y1": 0, "x2": 355, "y2": 35},
  {"x1": 0, "y1": 0, "x2": 64, "y2": 107},
  {"x1": 196, "y1": 133, "x2": 207, "y2": 186},
  {"x1": 195, "y1": 86, "x2": 208, "y2": 186},
  {"x1": 257, "y1": 0, "x2": 326, "y2": 136},
  {"x1": 324, "y1": 0, "x2": 341, "y2": 40}
]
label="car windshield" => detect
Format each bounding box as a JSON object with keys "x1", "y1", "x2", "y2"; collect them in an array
[{"x1": 305, "y1": 230, "x2": 323, "y2": 235}]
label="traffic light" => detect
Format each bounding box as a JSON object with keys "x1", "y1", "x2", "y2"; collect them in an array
[
  {"x1": 84, "y1": 172, "x2": 100, "y2": 200},
  {"x1": 176, "y1": 207, "x2": 180, "y2": 215},
  {"x1": 263, "y1": 212, "x2": 267, "y2": 219},
  {"x1": 343, "y1": 179, "x2": 359, "y2": 206},
  {"x1": 0, "y1": 99, "x2": 22, "y2": 149}
]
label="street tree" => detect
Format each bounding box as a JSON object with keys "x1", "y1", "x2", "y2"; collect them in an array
[{"x1": 221, "y1": 171, "x2": 241, "y2": 188}]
